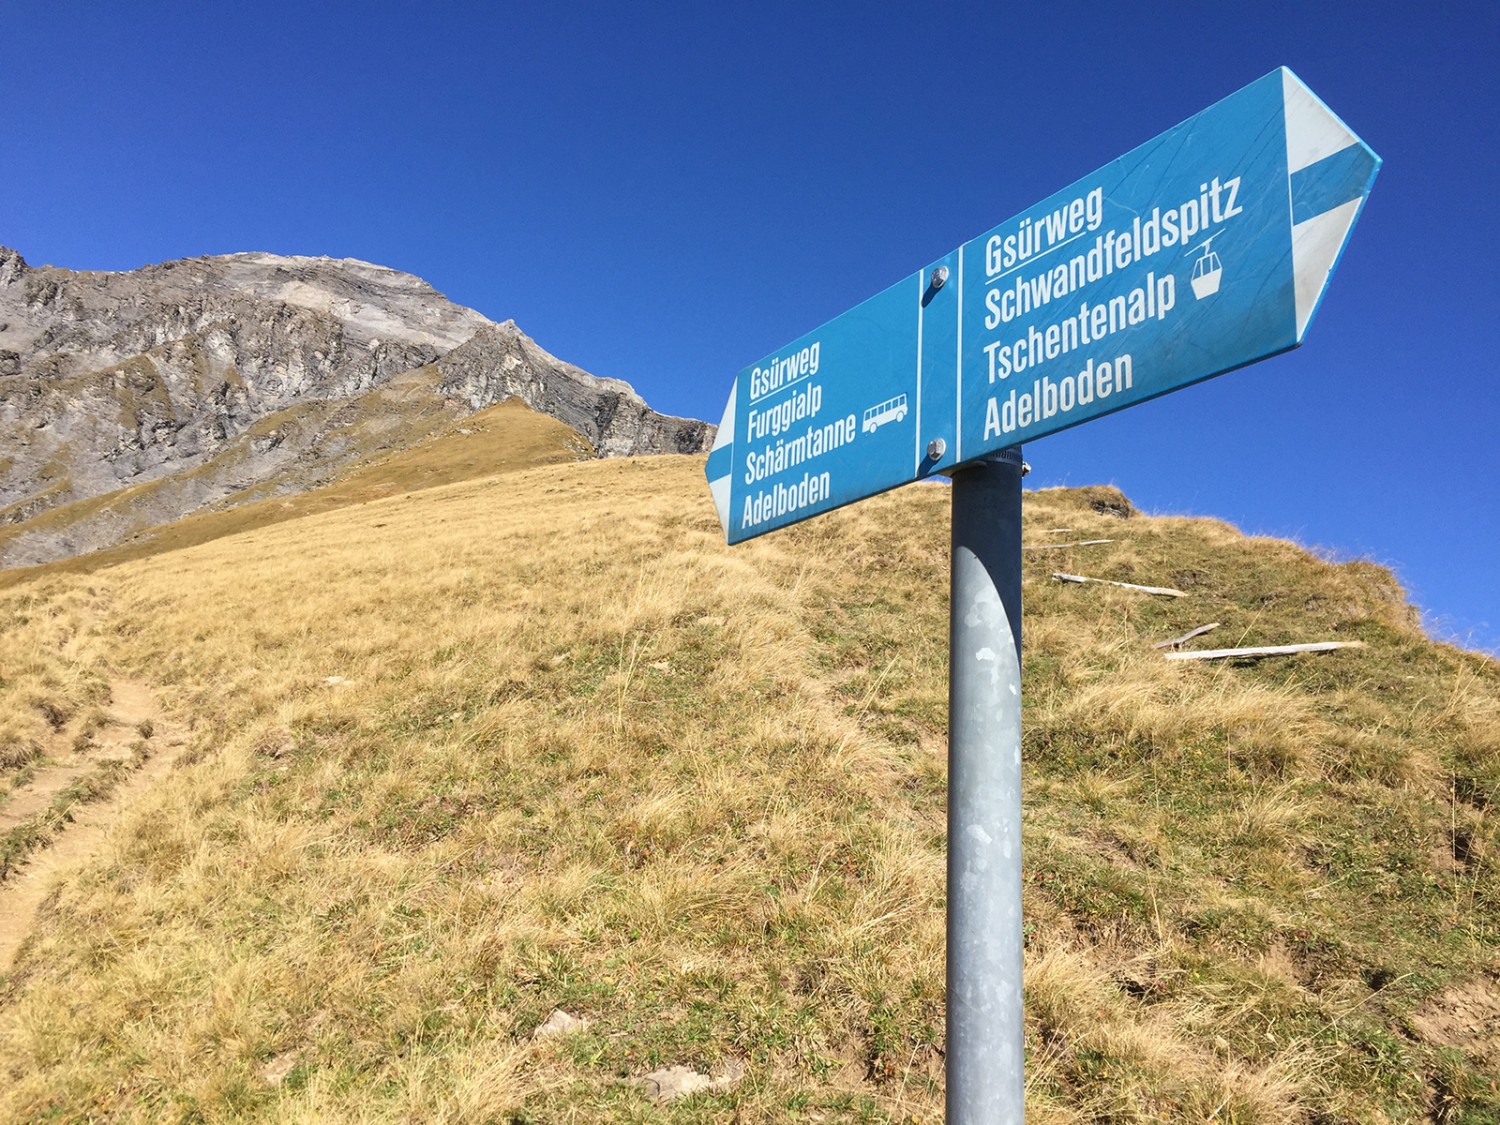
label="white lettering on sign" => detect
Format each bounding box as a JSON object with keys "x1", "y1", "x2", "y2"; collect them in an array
[
  {"x1": 983, "y1": 274, "x2": 1174, "y2": 382},
  {"x1": 749, "y1": 341, "x2": 822, "y2": 402},
  {"x1": 741, "y1": 471, "x2": 832, "y2": 530},
  {"x1": 982, "y1": 354, "x2": 1134, "y2": 440},
  {"x1": 744, "y1": 413, "x2": 857, "y2": 484},
  {"x1": 969, "y1": 169, "x2": 1249, "y2": 447},
  {"x1": 984, "y1": 176, "x2": 1243, "y2": 328},
  {"x1": 984, "y1": 187, "x2": 1105, "y2": 277},
  {"x1": 747, "y1": 382, "x2": 822, "y2": 441}
]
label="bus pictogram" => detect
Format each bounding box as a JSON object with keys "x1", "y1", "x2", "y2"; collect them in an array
[{"x1": 862, "y1": 393, "x2": 909, "y2": 433}]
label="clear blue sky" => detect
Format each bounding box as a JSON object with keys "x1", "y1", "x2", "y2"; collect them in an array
[{"x1": 5, "y1": 2, "x2": 1497, "y2": 653}]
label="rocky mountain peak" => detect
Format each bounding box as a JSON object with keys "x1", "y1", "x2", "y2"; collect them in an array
[
  {"x1": 435, "y1": 321, "x2": 711, "y2": 457},
  {"x1": 0, "y1": 246, "x2": 27, "y2": 287},
  {"x1": 0, "y1": 246, "x2": 714, "y2": 568}
]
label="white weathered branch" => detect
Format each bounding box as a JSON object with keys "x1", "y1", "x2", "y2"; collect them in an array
[
  {"x1": 1025, "y1": 539, "x2": 1115, "y2": 550},
  {"x1": 1152, "y1": 622, "x2": 1222, "y2": 650},
  {"x1": 1052, "y1": 572, "x2": 1186, "y2": 597},
  {"x1": 1165, "y1": 641, "x2": 1366, "y2": 662}
]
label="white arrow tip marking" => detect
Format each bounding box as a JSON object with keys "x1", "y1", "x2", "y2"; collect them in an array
[
  {"x1": 1293, "y1": 196, "x2": 1362, "y2": 342},
  {"x1": 711, "y1": 382, "x2": 736, "y2": 453},
  {"x1": 706, "y1": 382, "x2": 737, "y2": 535},
  {"x1": 1282, "y1": 68, "x2": 1357, "y2": 175},
  {"x1": 707, "y1": 474, "x2": 732, "y2": 530}
]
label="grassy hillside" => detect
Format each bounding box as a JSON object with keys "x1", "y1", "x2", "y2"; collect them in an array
[
  {"x1": 1, "y1": 452, "x2": 1497, "y2": 1123},
  {"x1": 0, "y1": 397, "x2": 590, "y2": 587},
  {"x1": 0, "y1": 366, "x2": 594, "y2": 571}
]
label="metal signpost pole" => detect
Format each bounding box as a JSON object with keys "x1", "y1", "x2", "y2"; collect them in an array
[{"x1": 947, "y1": 446, "x2": 1026, "y2": 1122}]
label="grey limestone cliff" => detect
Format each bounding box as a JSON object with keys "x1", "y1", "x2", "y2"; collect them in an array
[
  {"x1": 436, "y1": 323, "x2": 714, "y2": 458},
  {"x1": 0, "y1": 246, "x2": 713, "y2": 566}
]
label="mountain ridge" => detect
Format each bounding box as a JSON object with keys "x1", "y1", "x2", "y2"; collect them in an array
[{"x1": 0, "y1": 245, "x2": 713, "y2": 566}]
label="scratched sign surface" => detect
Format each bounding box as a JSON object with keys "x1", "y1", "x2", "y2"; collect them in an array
[{"x1": 706, "y1": 67, "x2": 1380, "y2": 543}]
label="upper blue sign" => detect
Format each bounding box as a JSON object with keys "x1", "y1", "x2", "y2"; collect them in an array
[{"x1": 706, "y1": 68, "x2": 1380, "y2": 544}]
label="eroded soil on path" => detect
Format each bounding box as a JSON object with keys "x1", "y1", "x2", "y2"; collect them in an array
[{"x1": 0, "y1": 675, "x2": 185, "y2": 971}]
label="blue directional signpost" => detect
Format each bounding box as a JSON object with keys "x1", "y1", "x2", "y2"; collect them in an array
[{"x1": 706, "y1": 68, "x2": 1379, "y2": 1121}]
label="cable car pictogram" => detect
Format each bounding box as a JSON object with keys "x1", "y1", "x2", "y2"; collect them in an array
[{"x1": 1189, "y1": 234, "x2": 1223, "y2": 299}]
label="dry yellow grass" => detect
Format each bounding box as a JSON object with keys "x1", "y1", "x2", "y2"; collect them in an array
[
  {"x1": 0, "y1": 581, "x2": 113, "y2": 781},
  {"x1": 0, "y1": 396, "x2": 590, "y2": 589},
  {"x1": 0, "y1": 449, "x2": 1496, "y2": 1122}
]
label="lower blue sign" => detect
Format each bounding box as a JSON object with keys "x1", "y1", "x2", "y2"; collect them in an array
[{"x1": 706, "y1": 67, "x2": 1380, "y2": 544}]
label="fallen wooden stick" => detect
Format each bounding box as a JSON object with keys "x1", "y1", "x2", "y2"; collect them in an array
[
  {"x1": 1052, "y1": 572, "x2": 1187, "y2": 597},
  {"x1": 1025, "y1": 539, "x2": 1114, "y2": 550},
  {"x1": 1165, "y1": 641, "x2": 1366, "y2": 662},
  {"x1": 1152, "y1": 622, "x2": 1222, "y2": 650}
]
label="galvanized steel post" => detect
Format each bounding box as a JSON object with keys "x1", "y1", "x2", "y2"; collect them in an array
[{"x1": 947, "y1": 446, "x2": 1025, "y2": 1122}]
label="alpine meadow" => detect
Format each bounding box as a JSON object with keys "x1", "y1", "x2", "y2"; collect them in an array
[{"x1": 1, "y1": 402, "x2": 1498, "y2": 1123}]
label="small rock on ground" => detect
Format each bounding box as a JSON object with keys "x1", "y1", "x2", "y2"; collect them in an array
[
  {"x1": 638, "y1": 1058, "x2": 744, "y2": 1103},
  {"x1": 258, "y1": 1051, "x2": 301, "y2": 1086},
  {"x1": 533, "y1": 1008, "x2": 590, "y2": 1038}
]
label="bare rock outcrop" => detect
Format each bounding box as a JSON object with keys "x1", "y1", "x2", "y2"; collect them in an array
[
  {"x1": 436, "y1": 322, "x2": 714, "y2": 458},
  {"x1": 0, "y1": 246, "x2": 713, "y2": 567}
]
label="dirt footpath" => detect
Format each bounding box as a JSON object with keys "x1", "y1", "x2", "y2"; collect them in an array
[{"x1": 0, "y1": 676, "x2": 184, "y2": 972}]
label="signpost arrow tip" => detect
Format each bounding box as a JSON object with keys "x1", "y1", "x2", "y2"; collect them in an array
[{"x1": 1281, "y1": 68, "x2": 1382, "y2": 341}]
